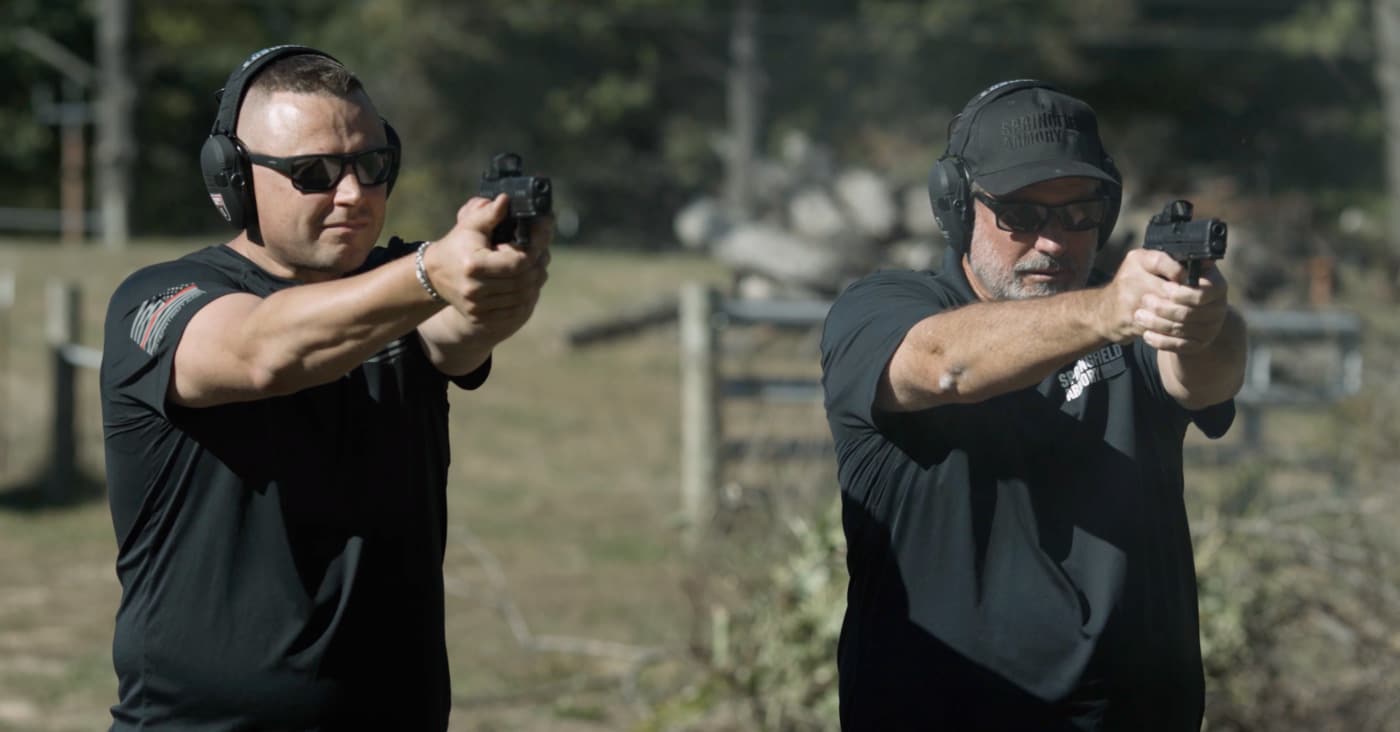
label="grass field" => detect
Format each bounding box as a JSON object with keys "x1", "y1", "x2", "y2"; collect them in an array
[
  {"x1": 2, "y1": 237, "x2": 1398, "y2": 731},
  {"x1": 0, "y1": 237, "x2": 762, "y2": 731}
]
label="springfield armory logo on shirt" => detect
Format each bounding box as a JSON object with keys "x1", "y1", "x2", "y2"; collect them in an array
[
  {"x1": 1058, "y1": 344, "x2": 1126, "y2": 402},
  {"x1": 130, "y1": 284, "x2": 204, "y2": 355},
  {"x1": 1002, "y1": 112, "x2": 1081, "y2": 150}
]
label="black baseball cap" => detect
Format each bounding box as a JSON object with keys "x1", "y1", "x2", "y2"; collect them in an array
[{"x1": 956, "y1": 84, "x2": 1118, "y2": 196}]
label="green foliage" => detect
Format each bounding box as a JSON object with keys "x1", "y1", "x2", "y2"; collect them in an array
[
  {"x1": 1189, "y1": 346, "x2": 1400, "y2": 730},
  {"x1": 648, "y1": 374, "x2": 1400, "y2": 731},
  {"x1": 0, "y1": 0, "x2": 94, "y2": 212},
  {"x1": 640, "y1": 500, "x2": 844, "y2": 731},
  {"x1": 0, "y1": 0, "x2": 1390, "y2": 248},
  {"x1": 1191, "y1": 463, "x2": 1400, "y2": 729},
  {"x1": 726, "y1": 505, "x2": 844, "y2": 731},
  {"x1": 1262, "y1": 0, "x2": 1370, "y2": 57}
]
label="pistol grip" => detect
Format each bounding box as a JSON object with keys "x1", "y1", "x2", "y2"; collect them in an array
[{"x1": 490, "y1": 219, "x2": 529, "y2": 250}]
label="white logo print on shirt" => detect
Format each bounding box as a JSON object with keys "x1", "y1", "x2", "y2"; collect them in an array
[{"x1": 1058, "y1": 344, "x2": 1125, "y2": 402}]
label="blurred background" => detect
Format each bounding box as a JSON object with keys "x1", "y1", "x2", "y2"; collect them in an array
[{"x1": 2, "y1": 0, "x2": 1400, "y2": 730}]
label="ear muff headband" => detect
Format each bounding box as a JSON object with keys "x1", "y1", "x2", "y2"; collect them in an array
[
  {"x1": 927, "y1": 79, "x2": 1122, "y2": 253},
  {"x1": 200, "y1": 45, "x2": 402, "y2": 230}
]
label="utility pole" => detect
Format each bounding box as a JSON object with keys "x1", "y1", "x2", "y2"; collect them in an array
[
  {"x1": 15, "y1": 7, "x2": 133, "y2": 250},
  {"x1": 16, "y1": 28, "x2": 94, "y2": 246}
]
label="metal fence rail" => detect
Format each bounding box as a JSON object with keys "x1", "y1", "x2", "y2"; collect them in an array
[
  {"x1": 677, "y1": 284, "x2": 1366, "y2": 540},
  {"x1": 15, "y1": 279, "x2": 1373, "y2": 513},
  {"x1": 0, "y1": 276, "x2": 96, "y2": 500},
  {"x1": 0, "y1": 207, "x2": 101, "y2": 234}
]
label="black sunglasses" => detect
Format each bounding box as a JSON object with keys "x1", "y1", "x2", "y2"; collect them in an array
[
  {"x1": 244, "y1": 146, "x2": 397, "y2": 193},
  {"x1": 973, "y1": 192, "x2": 1110, "y2": 234}
]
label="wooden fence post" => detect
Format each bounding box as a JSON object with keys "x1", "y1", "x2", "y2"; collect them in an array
[
  {"x1": 0, "y1": 271, "x2": 13, "y2": 475},
  {"x1": 46, "y1": 280, "x2": 81, "y2": 504},
  {"x1": 1241, "y1": 340, "x2": 1271, "y2": 449},
  {"x1": 679, "y1": 284, "x2": 721, "y2": 549}
]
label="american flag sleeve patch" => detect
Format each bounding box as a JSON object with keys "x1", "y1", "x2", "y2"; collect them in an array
[{"x1": 129, "y1": 284, "x2": 205, "y2": 355}]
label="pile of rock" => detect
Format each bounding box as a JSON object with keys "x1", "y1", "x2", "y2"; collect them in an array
[
  {"x1": 676, "y1": 133, "x2": 1292, "y2": 307},
  {"x1": 674, "y1": 131, "x2": 946, "y2": 299}
]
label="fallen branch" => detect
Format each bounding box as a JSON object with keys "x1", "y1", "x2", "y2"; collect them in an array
[{"x1": 563, "y1": 295, "x2": 679, "y2": 349}]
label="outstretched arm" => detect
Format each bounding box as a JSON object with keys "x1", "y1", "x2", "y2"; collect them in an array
[
  {"x1": 169, "y1": 257, "x2": 448, "y2": 408},
  {"x1": 879, "y1": 248, "x2": 1245, "y2": 413},
  {"x1": 168, "y1": 196, "x2": 546, "y2": 408},
  {"x1": 878, "y1": 287, "x2": 1110, "y2": 412}
]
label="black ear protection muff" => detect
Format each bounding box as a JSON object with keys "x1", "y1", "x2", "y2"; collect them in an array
[
  {"x1": 927, "y1": 79, "x2": 1121, "y2": 254},
  {"x1": 200, "y1": 45, "x2": 402, "y2": 231}
]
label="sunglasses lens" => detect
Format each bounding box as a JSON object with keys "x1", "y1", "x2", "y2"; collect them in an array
[
  {"x1": 1058, "y1": 199, "x2": 1108, "y2": 231},
  {"x1": 354, "y1": 149, "x2": 394, "y2": 185},
  {"x1": 996, "y1": 203, "x2": 1047, "y2": 233},
  {"x1": 289, "y1": 156, "x2": 342, "y2": 191}
]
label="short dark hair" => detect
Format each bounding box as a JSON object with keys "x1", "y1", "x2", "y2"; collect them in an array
[{"x1": 246, "y1": 53, "x2": 363, "y2": 98}]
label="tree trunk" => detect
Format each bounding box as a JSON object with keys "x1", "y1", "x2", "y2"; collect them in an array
[
  {"x1": 724, "y1": 0, "x2": 762, "y2": 222},
  {"x1": 60, "y1": 81, "x2": 86, "y2": 246},
  {"x1": 96, "y1": 0, "x2": 134, "y2": 250},
  {"x1": 1377, "y1": 0, "x2": 1400, "y2": 260}
]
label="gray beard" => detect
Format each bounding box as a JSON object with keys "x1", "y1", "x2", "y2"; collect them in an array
[{"x1": 972, "y1": 253, "x2": 1082, "y2": 300}]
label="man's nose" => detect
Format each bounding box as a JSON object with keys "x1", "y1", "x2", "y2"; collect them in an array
[
  {"x1": 333, "y1": 169, "x2": 364, "y2": 204},
  {"x1": 1033, "y1": 226, "x2": 1073, "y2": 254}
]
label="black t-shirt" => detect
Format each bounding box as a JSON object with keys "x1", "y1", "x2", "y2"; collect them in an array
[
  {"x1": 819, "y1": 251, "x2": 1234, "y2": 732},
  {"x1": 100, "y1": 240, "x2": 489, "y2": 731}
]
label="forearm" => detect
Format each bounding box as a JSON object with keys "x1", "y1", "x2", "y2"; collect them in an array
[
  {"x1": 1159, "y1": 306, "x2": 1247, "y2": 409},
  {"x1": 885, "y1": 287, "x2": 1110, "y2": 410},
  {"x1": 416, "y1": 308, "x2": 496, "y2": 376},
  {"x1": 240, "y1": 256, "x2": 440, "y2": 392}
]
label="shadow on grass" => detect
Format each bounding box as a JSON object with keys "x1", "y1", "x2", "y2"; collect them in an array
[{"x1": 0, "y1": 467, "x2": 106, "y2": 512}]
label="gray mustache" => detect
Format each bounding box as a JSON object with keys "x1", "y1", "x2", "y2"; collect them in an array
[{"x1": 1014, "y1": 256, "x2": 1070, "y2": 274}]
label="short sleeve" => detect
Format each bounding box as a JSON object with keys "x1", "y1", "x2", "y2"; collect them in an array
[
  {"x1": 449, "y1": 356, "x2": 491, "y2": 390},
  {"x1": 820, "y1": 271, "x2": 963, "y2": 438},
  {"x1": 1129, "y1": 339, "x2": 1235, "y2": 439},
  {"x1": 101, "y1": 260, "x2": 241, "y2": 419}
]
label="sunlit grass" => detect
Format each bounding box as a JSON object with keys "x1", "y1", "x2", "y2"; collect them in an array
[{"x1": 0, "y1": 237, "x2": 736, "y2": 730}]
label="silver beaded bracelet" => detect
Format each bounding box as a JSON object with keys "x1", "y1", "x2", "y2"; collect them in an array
[{"x1": 415, "y1": 240, "x2": 447, "y2": 305}]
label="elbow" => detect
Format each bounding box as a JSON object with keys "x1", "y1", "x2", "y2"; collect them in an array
[
  {"x1": 1218, "y1": 361, "x2": 1249, "y2": 405},
  {"x1": 882, "y1": 362, "x2": 972, "y2": 412},
  {"x1": 245, "y1": 360, "x2": 292, "y2": 397},
  {"x1": 1171, "y1": 359, "x2": 1247, "y2": 411},
  {"x1": 1175, "y1": 384, "x2": 1239, "y2": 412},
  {"x1": 930, "y1": 365, "x2": 973, "y2": 403}
]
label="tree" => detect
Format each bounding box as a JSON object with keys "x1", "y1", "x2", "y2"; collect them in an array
[
  {"x1": 96, "y1": 0, "x2": 134, "y2": 249},
  {"x1": 1377, "y1": 0, "x2": 1400, "y2": 260}
]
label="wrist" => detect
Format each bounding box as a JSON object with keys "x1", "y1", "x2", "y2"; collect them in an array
[
  {"x1": 415, "y1": 240, "x2": 447, "y2": 305},
  {"x1": 1084, "y1": 284, "x2": 1123, "y2": 344}
]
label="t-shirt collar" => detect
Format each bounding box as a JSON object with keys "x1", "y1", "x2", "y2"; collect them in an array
[{"x1": 211, "y1": 244, "x2": 302, "y2": 295}]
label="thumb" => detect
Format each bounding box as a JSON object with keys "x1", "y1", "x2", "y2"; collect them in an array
[{"x1": 456, "y1": 194, "x2": 509, "y2": 230}]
